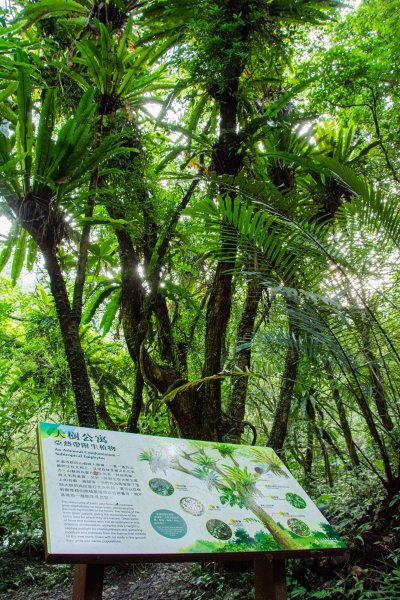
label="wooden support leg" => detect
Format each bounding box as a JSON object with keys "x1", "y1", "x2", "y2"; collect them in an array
[
  {"x1": 72, "y1": 564, "x2": 104, "y2": 600},
  {"x1": 272, "y1": 560, "x2": 287, "y2": 600},
  {"x1": 254, "y1": 558, "x2": 287, "y2": 600}
]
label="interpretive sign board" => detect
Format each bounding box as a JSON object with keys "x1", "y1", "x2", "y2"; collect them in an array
[{"x1": 37, "y1": 422, "x2": 345, "y2": 563}]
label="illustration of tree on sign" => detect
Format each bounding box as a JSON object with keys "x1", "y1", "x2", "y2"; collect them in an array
[{"x1": 139, "y1": 442, "x2": 304, "y2": 551}]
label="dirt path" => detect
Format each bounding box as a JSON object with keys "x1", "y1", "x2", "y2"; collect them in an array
[
  {"x1": 0, "y1": 563, "x2": 202, "y2": 600},
  {"x1": 91, "y1": 563, "x2": 197, "y2": 600}
]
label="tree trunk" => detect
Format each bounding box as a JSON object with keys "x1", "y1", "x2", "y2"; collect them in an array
[
  {"x1": 114, "y1": 228, "x2": 143, "y2": 362},
  {"x1": 111, "y1": 226, "x2": 147, "y2": 432},
  {"x1": 169, "y1": 387, "x2": 204, "y2": 440},
  {"x1": 354, "y1": 388, "x2": 394, "y2": 482},
  {"x1": 201, "y1": 88, "x2": 243, "y2": 441},
  {"x1": 43, "y1": 249, "x2": 98, "y2": 427},
  {"x1": 268, "y1": 302, "x2": 299, "y2": 452},
  {"x1": 305, "y1": 421, "x2": 314, "y2": 484},
  {"x1": 95, "y1": 376, "x2": 118, "y2": 431},
  {"x1": 306, "y1": 397, "x2": 333, "y2": 487},
  {"x1": 201, "y1": 246, "x2": 236, "y2": 439},
  {"x1": 359, "y1": 322, "x2": 394, "y2": 431},
  {"x1": 226, "y1": 275, "x2": 262, "y2": 441},
  {"x1": 324, "y1": 359, "x2": 360, "y2": 468},
  {"x1": 126, "y1": 367, "x2": 144, "y2": 433},
  {"x1": 329, "y1": 325, "x2": 395, "y2": 485},
  {"x1": 318, "y1": 432, "x2": 334, "y2": 488}
]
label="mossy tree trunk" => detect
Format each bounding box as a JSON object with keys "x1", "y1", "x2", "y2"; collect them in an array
[
  {"x1": 268, "y1": 300, "x2": 299, "y2": 452},
  {"x1": 226, "y1": 274, "x2": 263, "y2": 441},
  {"x1": 43, "y1": 249, "x2": 98, "y2": 428}
]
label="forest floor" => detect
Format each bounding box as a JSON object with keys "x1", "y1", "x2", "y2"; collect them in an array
[
  {"x1": 0, "y1": 562, "x2": 200, "y2": 600},
  {"x1": 0, "y1": 560, "x2": 247, "y2": 600}
]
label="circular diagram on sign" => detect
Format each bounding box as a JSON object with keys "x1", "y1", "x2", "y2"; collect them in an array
[
  {"x1": 149, "y1": 478, "x2": 174, "y2": 496},
  {"x1": 150, "y1": 510, "x2": 188, "y2": 539},
  {"x1": 285, "y1": 492, "x2": 307, "y2": 509},
  {"x1": 206, "y1": 519, "x2": 233, "y2": 540},
  {"x1": 180, "y1": 497, "x2": 205, "y2": 516},
  {"x1": 287, "y1": 518, "x2": 311, "y2": 537}
]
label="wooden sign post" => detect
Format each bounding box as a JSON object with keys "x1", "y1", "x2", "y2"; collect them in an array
[
  {"x1": 72, "y1": 565, "x2": 104, "y2": 600},
  {"x1": 254, "y1": 558, "x2": 286, "y2": 600},
  {"x1": 37, "y1": 423, "x2": 346, "y2": 599}
]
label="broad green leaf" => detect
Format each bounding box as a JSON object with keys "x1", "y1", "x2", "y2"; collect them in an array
[
  {"x1": 26, "y1": 236, "x2": 37, "y2": 271},
  {"x1": 0, "y1": 81, "x2": 18, "y2": 104},
  {"x1": 100, "y1": 289, "x2": 122, "y2": 335},
  {"x1": 0, "y1": 220, "x2": 17, "y2": 272},
  {"x1": 33, "y1": 88, "x2": 56, "y2": 182},
  {"x1": 18, "y1": 0, "x2": 88, "y2": 29},
  {"x1": 36, "y1": 282, "x2": 52, "y2": 306},
  {"x1": 0, "y1": 102, "x2": 18, "y2": 124},
  {"x1": 82, "y1": 285, "x2": 120, "y2": 325},
  {"x1": 155, "y1": 145, "x2": 188, "y2": 173},
  {"x1": 15, "y1": 53, "x2": 33, "y2": 190},
  {"x1": 11, "y1": 227, "x2": 27, "y2": 285}
]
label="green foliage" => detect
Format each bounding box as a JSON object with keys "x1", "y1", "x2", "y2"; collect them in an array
[
  {"x1": 284, "y1": 470, "x2": 400, "y2": 598},
  {"x1": 138, "y1": 407, "x2": 170, "y2": 437},
  {"x1": 186, "y1": 562, "x2": 254, "y2": 600},
  {"x1": 99, "y1": 288, "x2": 122, "y2": 335},
  {"x1": 1, "y1": 0, "x2": 400, "y2": 596},
  {"x1": 186, "y1": 0, "x2": 339, "y2": 94},
  {"x1": 0, "y1": 469, "x2": 42, "y2": 556},
  {"x1": 0, "y1": 281, "x2": 74, "y2": 459},
  {"x1": 10, "y1": 227, "x2": 27, "y2": 285},
  {"x1": 0, "y1": 466, "x2": 71, "y2": 591}
]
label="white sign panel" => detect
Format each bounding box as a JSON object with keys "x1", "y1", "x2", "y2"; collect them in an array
[{"x1": 38, "y1": 423, "x2": 345, "y2": 558}]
